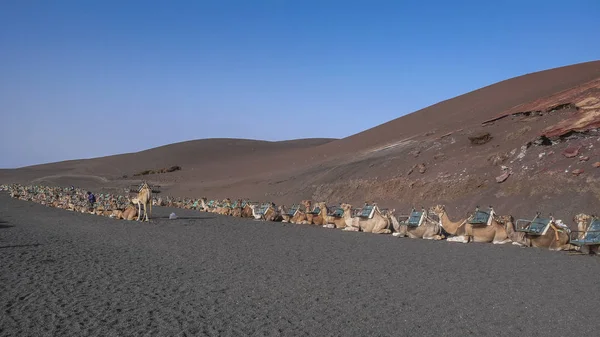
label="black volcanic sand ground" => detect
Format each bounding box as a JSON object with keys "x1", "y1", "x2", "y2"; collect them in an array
[{"x1": 1, "y1": 193, "x2": 600, "y2": 336}]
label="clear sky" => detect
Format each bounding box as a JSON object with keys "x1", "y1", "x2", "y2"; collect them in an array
[{"x1": 1, "y1": 0, "x2": 599, "y2": 168}]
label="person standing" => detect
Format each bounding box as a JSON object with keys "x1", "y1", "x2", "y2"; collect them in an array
[{"x1": 87, "y1": 191, "x2": 96, "y2": 211}]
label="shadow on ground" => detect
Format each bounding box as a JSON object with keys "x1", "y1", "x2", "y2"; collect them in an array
[
  {"x1": 154, "y1": 216, "x2": 217, "y2": 220},
  {"x1": 0, "y1": 243, "x2": 41, "y2": 249},
  {"x1": 0, "y1": 219, "x2": 14, "y2": 229}
]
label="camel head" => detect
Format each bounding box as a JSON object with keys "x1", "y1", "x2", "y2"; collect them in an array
[
  {"x1": 573, "y1": 213, "x2": 591, "y2": 224},
  {"x1": 301, "y1": 200, "x2": 312, "y2": 210},
  {"x1": 430, "y1": 204, "x2": 446, "y2": 216},
  {"x1": 341, "y1": 203, "x2": 353, "y2": 213},
  {"x1": 573, "y1": 213, "x2": 591, "y2": 233},
  {"x1": 379, "y1": 208, "x2": 394, "y2": 217},
  {"x1": 494, "y1": 214, "x2": 514, "y2": 224},
  {"x1": 494, "y1": 214, "x2": 514, "y2": 230}
]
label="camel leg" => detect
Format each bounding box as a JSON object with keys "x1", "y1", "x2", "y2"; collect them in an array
[
  {"x1": 492, "y1": 233, "x2": 512, "y2": 244},
  {"x1": 372, "y1": 228, "x2": 392, "y2": 234},
  {"x1": 146, "y1": 202, "x2": 150, "y2": 221},
  {"x1": 136, "y1": 202, "x2": 141, "y2": 221},
  {"x1": 143, "y1": 202, "x2": 148, "y2": 222},
  {"x1": 447, "y1": 235, "x2": 469, "y2": 243}
]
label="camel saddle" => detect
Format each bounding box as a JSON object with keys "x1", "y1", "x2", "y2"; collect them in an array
[
  {"x1": 515, "y1": 215, "x2": 553, "y2": 235},
  {"x1": 308, "y1": 206, "x2": 320, "y2": 215},
  {"x1": 256, "y1": 203, "x2": 271, "y2": 216},
  {"x1": 328, "y1": 207, "x2": 344, "y2": 218},
  {"x1": 407, "y1": 209, "x2": 426, "y2": 227},
  {"x1": 358, "y1": 205, "x2": 376, "y2": 219},
  {"x1": 468, "y1": 207, "x2": 494, "y2": 226},
  {"x1": 286, "y1": 204, "x2": 301, "y2": 217}
]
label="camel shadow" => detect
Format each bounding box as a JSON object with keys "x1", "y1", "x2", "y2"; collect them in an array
[
  {"x1": 0, "y1": 220, "x2": 13, "y2": 229},
  {"x1": 155, "y1": 216, "x2": 217, "y2": 220},
  {"x1": 0, "y1": 243, "x2": 41, "y2": 249}
]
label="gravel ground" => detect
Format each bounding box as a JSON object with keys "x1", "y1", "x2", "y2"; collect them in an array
[{"x1": 1, "y1": 192, "x2": 599, "y2": 336}]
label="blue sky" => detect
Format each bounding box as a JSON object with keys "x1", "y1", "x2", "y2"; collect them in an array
[{"x1": 1, "y1": 0, "x2": 599, "y2": 168}]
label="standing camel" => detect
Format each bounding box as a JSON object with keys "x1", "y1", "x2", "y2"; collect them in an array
[{"x1": 135, "y1": 181, "x2": 152, "y2": 222}]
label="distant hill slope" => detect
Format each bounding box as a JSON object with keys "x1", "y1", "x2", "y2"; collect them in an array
[
  {"x1": 2, "y1": 60, "x2": 600, "y2": 221},
  {"x1": 0, "y1": 138, "x2": 337, "y2": 182}
]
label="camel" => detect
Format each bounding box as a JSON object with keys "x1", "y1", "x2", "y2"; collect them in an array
[
  {"x1": 342, "y1": 203, "x2": 391, "y2": 234},
  {"x1": 502, "y1": 215, "x2": 530, "y2": 247},
  {"x1": 196, "y1": 197, "x2": 208, "y2": 211},
  {"x1": 249, "y1": 203, "x2": 265, "y2": 220},
  {"x1": 271, "y1": 206, "x2": 284, "y2": 222},
  {"x1": 154, "y1": 197, "x2": 165, "y2": 206},
  {"x1": 231, "y1": 206, "x2": 242, "y2": 217},
  {"x1": 302, "y1": 200, "x2": 316, "y2": 224},
  {"x1": 309, "y1": 202, "x2": 329, "y2": 226},
  {"x1": 280, "y1": 205, "x2": 302, "y2": 223},
  {"x1": 134, "y1": 181, "x2": 152, "y2": 221},
  {"x1": 277, "y1": 205, "x2": 291, "y2": 222},
  {"x1": 430, "y1": 204, "x2": 468, "y2": 237},
  {"x1": 431, "y1": 205, "x2": 512, "y2": 244},
  {"x1": 570, "y1": 213, "x2": 600, "y2": 254},
  {"x1": 290, "y1": 203, "x2": 309, "y2": 224},
  {"x1": 122, "y1": 204, "x2": 139, "y2": 220},
  {"x1": 108, "y1": 209, "x2": 124, "y2": 219},
  {"x1": 574, "y1": 213, "x2": 592, "y2": 241},
  {"x1": 392, "y1": 208, "x2": 444, "y2": 240},
  {"x1": 263, "y1": 203, "x2": 280, "y2": 222},
  {"x1": 506, "y1": 213, "x2": 571, "y2": 251},
  {"x1": 248, "y1": 203, "x2": 276, "y2": 221},
  {"x1": 214, "y1": 199, "x2": 232, "y2": 215},
  {"x1": 241, "y1": 203, "x2": 254, "y2": 218},
  {"x1": 231, "y1": 199, "x2": 243, "y2": 217},
  {"x1": 324, "y1": 204, "x2": 353, "y2": 229},
  {"x1": 205, "y1": 199, "x2": 218, "y2": 212}
]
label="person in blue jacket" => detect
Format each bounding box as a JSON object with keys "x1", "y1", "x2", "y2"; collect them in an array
[{"x1": 87, "y1": 191, "x2": 96, "y2": 210}]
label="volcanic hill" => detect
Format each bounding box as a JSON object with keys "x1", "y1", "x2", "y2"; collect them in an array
[{"x1": 3, "y1": 60, "x2": 600, "y2": 221}]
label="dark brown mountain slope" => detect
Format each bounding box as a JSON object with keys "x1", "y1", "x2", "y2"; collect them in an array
[{"x1": 2, "y1": 60, "x2": 600, "y2": 222}]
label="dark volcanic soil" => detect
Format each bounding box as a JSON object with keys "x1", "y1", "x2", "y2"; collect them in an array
[{"x1": 1, "y1": 193, "x2": 600, "y2": 336}]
